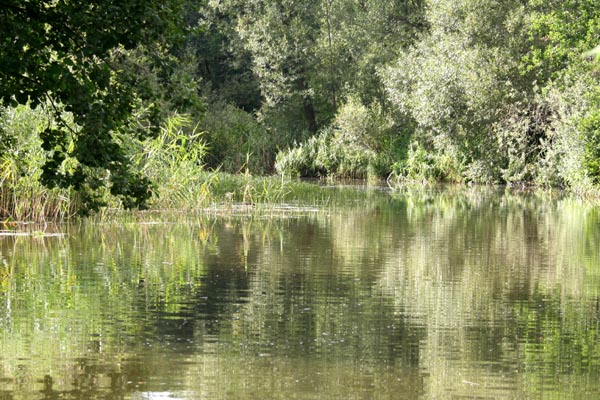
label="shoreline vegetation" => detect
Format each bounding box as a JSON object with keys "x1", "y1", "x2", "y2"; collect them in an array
[
  {"x1": 1, "y1": 100, "x2": 599, "y2": 223},
  {"x1": 2, "y1": 1, "x2": 600, "y2": 222}
]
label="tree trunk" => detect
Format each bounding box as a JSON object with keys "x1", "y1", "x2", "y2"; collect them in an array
[
  {"x1": 297, "y1": 75, "x2": 317, "y2": 133},
  {"x1": 303, "y1": 96, "x2": 317, "y2": 133}
]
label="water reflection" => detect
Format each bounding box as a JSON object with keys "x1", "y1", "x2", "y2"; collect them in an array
[{"x1": 0, "y1": 185, "x2": 600, "y2": 398}]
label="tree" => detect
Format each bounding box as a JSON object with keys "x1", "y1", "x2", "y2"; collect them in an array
[
  {"x1": 229, "y1": 0, "x2": 322, "y2": 133},
  {"x1": 314, "y1": 0, "x2": 427, "y2": 109},
  {"x1": 382, "y1": 0, "x2": 535, "y2": 183},
  {"x1": 524, "y1": 0, "x2": 600, "y2": 84},
  {"x1": 0, "y1": 0, "x2": 185, "y2": 210},
  {"x1": 214, "y1": 0, "x2": 426, "y2": 139},
  {"x1": 190, "y1": 1, "x2": 262, "y2": 112}
]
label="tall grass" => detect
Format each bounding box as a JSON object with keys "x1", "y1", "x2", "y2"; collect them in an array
[
  {"x1": 131, "y1": 114, "x2": 292, "y2": 210},
  {"x1": 130, "y1": 113, "x2": 212, "y2": 210}
]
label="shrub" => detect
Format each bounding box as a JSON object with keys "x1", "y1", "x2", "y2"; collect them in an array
[
  {"x1": 275, "y1": 96, "x2": 394, "y2": 180},
  {"x1": 0, "y1": 105, "x2": 78, "y2": 220},
  {"x1": 582, "y1": 108, "x2": 600, "y2": 186},
  {"x1": 201, "y1": 102, "x2": 275, "y2": 174},
  {"x1": 536, "y1": 72, "x2": 600, "y2": 193},
  {"x1": 330, "y1": 97, "x2": 393, "y2": 178}
]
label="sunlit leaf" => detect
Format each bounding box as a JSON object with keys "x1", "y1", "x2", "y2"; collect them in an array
[{"x1": 583, "y1": 44, "x2": 600, "y2": 59}]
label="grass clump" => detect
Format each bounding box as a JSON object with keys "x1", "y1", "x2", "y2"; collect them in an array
[
  {"x1": 130, "y1": 114, "x2": 292, "y2": 210},
  {"x1": 129, "y1": 113, "x2": 211, "y2": 210}
]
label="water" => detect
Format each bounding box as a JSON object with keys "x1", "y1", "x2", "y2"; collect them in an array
[{"x1": 1, "y1": 184, "x2": 600, "y2": 399}]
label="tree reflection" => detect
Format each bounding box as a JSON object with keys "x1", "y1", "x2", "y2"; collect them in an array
[{"x1": 0, "y1": 186, "x2": 599, "y2": 398}]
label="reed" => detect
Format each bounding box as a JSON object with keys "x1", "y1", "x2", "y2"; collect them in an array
[{"x1": 131, "y1": 114, "x2": 298, "y2": 211}]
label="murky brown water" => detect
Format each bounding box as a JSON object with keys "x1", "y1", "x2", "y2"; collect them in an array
[{"x1": 1, "y1": 185, "x2": 600, "y2": 399}]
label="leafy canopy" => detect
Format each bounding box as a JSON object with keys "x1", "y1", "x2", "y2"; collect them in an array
[{"x1": 0, "y1": 0, "x2": 185, "y2": 210}]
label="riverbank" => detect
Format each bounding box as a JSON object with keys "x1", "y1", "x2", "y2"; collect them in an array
[{"x1": 2, "y1": 172, "x2": 590, "y2": 224}]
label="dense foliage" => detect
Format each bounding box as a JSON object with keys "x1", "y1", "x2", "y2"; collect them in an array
[
  {"x1": 0, "y1": 0, "x2": 192, "y2": 211},
  {"x1": 1, "y1": 0, "x2": 600, "y2": 218},
  {"x1": 279, "y1": 0, "x2": 600, "y2": 190}
]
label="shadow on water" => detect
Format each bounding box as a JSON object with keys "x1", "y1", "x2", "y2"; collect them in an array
[{"x1": 1, "y1": 184, "x2": 600, "y2": 398}]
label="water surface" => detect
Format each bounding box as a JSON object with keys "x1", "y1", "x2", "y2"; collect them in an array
[{"x1": 1, "y1": 185, "x2": 600, "y2": 399}]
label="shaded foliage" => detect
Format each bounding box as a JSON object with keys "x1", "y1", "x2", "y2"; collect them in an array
[{"x1": 0, "y1": 0, "x2": 186, "y2": 211}]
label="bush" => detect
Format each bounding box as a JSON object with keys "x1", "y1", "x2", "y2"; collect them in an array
[
  {"x1": 582, "y1": 108, "x2": 600, "y2": 186},
  {"x1": 0, "y1": 105, "x2": 78, "y2": 220},
  {"x1": 275, "y1": 96, "x2": 394, "y2": 180},
  {"x1": 330, "y1": 97, "x2": 393, "y2": 178},
  {"x1": 201, "y1": 102, "x2": 275, "y2": 174},
  {"x1": 536, "y1": 72, "x2": 600, "y2": 193}
]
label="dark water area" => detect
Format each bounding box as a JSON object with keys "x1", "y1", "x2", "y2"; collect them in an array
[{"x1": 1, "y1": 185, "x2": 600, "y2": 399}]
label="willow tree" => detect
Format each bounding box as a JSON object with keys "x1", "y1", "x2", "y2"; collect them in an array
[
  {"x1": 226, "y1": 0, "x2": 322, "y2": 133},
  {"x1": 212, "y1": 0, "x2": 425, "y2": 136},
  {"x1": 382, "y1": 0, "x2": 536, "y2": 183}
]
